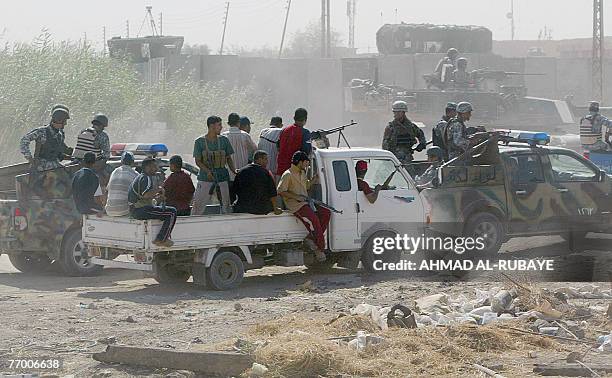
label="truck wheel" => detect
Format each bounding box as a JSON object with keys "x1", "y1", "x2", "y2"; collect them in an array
[
  {"x1": 153, "y1": 257, "x2": 191, "y2": 284},
  {"x1": 560, "y1": 231, "x2": 588, "y2": 252},
  {"x1": 60, "y1": 228, "x2": 103, "y2": 277},
  {"x1": 361, "y1": 231, "x2": 401, "y2": 273},
  {"x1": 205, "y1": 251, "x2": 244, "y2": 291},
  {"x1": 8, "y1": 253, "x2": 52, "y2": 273},
  {"x1": 465, "y1": 213, "x2": 503, "y2": 257}
]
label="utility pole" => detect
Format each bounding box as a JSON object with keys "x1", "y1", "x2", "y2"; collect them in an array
[
  {"x1": 126, "y1": 20, "x2": 130, "y2": 38},
  {"x1": 219, "y1": 2, "x2": 230, "y2": 55},
  {"x1": 347, "y1": 0, "x2": 356, "y2": 49},
  {"x1": 326, "y1": 0, "x2": 331, "y2": 57},
  {"x1": 159, "y1": 12, "x2": 163, "y2": 36},
  {"x1": 278, "y1": 0, "x2": 291, "y2": 58},
  {"x1": 321, "y1": 0, "x2": 326, "y2": 57},
  {"x1": 507, "y1": 0, "x2": 515, "y2": 40},
  {"x1": 102, "y1": 26, "x2": 107, "y2": 55},
  {"x1": 593, "y1": 0, "x2": 604, "y2": 102}
]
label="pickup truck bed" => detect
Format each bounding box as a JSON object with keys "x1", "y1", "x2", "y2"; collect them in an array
[{"x1": 83, "y1": 212, "x2": 309, "y2": 252}]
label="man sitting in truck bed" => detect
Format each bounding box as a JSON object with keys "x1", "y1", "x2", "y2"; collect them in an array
[
  {"x1": 277, "y1": 151, "x2": 329, "y2": 262},
  {"x1": 233, "y1": 150, "x2": 282, "y2": 215}
]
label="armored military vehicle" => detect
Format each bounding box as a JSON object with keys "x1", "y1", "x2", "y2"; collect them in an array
[{"x1": 0, "y1": 143, "x2": 198, "y2": 276}]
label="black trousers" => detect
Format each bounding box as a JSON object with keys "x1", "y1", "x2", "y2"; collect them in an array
[{"x1": 131, "y1": 205, "x2": 177, "y2": 242}]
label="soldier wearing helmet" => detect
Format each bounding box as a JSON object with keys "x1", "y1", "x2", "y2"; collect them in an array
[
  {"x1": 580, "y1": 101, "x2": 612, "y2": 152},
  {"x1": 416, "y1": 146, "x2": 444, "y2": 188},
  {"x1": 382, "y1": 101, "x2": 427, "y2": 165},
  {"x1": 432, "y1": 102, "x2": 457, "y2": 160},
  {"x1": 445, "y1": 101, "x2": 473, "y2": 160},
  {"x1": 434, "y1": 48, "x2": 460, "y2": 86},
  {"x1": 452, "y1": 57, "x2": 472, "y2": 88},
  {"x1": 72, "y1": 113, "x2": 111, "y2": 182},
  {"x1": 20, "y1": 105, "x2": 74, "y2": 171}
]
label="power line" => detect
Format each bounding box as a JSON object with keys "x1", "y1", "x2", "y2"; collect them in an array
[
  {"x1": 278, "y1": 0, "x2": 291, "y2": 58},
  {"x1": 219, "y1": 2, "x2": 230, "y2": 55}
]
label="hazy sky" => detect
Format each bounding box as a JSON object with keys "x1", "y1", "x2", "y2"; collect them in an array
[{"x1": 0, "y1": 0, "x2": 604, "y2": 53}]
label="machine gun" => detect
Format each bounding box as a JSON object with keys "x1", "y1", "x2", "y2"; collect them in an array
[
  {"x1": 300, "y1": 195, "x2": 343, "y2": 214},
  {"x1": 471, "y1": 68, "x2": 545, "y2": 83},
  {"x1": 311, "y1": 121, "x2": 358, "y2": 149}
]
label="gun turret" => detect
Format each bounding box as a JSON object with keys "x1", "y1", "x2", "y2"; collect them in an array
[{"x1": 311, "y1": 121, "x2": 357, "y2": 149}]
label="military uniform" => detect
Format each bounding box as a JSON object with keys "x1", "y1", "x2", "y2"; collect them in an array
[
  {"x1": 453, "y1": 69, "x2": 471, "y2": 87},
  {"x1": 433, "y1": 116, "x2": 451, "y2": 159},
  {"x1": 382, "y1": 118, "x2": 426, "y2": 164},
  {"x1": 580, "y1": 113, "x2": 612, "y2": 152},
  {"x1": 20, "y1": 125, "x2": 72, "y2": 171},
  {"x1": 416, "y1": 162, "x2": 441, "y2": 187},
  {"x1": 73, "y1": 128, "x2": 110, "y2": 160},
  {"x1": 445, "y1": 117, "x2": 470, "y2": 160}
]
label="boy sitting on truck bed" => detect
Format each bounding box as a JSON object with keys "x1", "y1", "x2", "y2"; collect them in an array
[
  {"x1": 163, "y1": 155, "x2": 195, "y2": 216},
  {"x1": 128, "y1": 158, "x2": 177, "y2": 247},
  {"x1": 277, "y1": 151, "x2": 329, "y2": 262}
]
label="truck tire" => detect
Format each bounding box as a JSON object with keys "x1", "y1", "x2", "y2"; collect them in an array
[
  {"x1": 153, "y1": 257, "x2": 191, "y2": 285},
  {"x1": 464, "y1": 213, "x2": 503, "y2": 257},
  {"x1": 60, "y1": 228, "x2": 103, "y2": 277},
  {"x1": 560, "y1": 231, "x2": 588, "y2": 252},
  {"x1": 8, "y1": 253, "x2": 52, "y2": 273},
  {"x1": 361, "y1": 231, "x2": 401, "y2": 273},
  {"x1": 205, "y1": 251, "x2": 244, "y2": 291}
]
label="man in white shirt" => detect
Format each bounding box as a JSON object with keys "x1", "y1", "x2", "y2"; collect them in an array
[
  {"x1": 258, "y1": 116, "x2": 283, "y2": 182},
  {"x1": 222, "y1": 113, "x2": 257, "y2": 204},
  {"x1": 105, "y1": 152, "x2": 138, "y2": 216}
]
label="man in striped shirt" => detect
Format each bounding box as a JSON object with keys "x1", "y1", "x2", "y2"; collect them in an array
[
  {"x1": 105, "y1": 152, "x2": 138, "y2": 216},
  {"x1": 222, "y1": 113, "x2": 257, "y2": 204}
]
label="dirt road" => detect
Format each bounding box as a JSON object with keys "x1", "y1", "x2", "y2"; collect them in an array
[{"x1": 0, "y1": 236, "x2": 610, "y2": 377}]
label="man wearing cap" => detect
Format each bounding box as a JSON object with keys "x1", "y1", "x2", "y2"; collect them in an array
[
  {"x1": 163, "y1": 155, "x2": 195, "y2": 216},
  {"x1": 277, "y1": 151, "x2": 329, "y2": 262},
  {"x1": 222, "y1": 113, "x2": 257, "y2": 204},
  {"x1": 20, "y1": 106, "x2": 73, "y2": 171},
  {"x1": 105, "y1": 152, "x2": 139, "y2": 217},
  {"x1": 72, "y1": 152, "x2": 104, "y2": 215},
  {"x1": 416, "y1": 147, "x2": 444, "y2": 188},
  {"x1": 445, "y1": 101, "x2": 473, "y2": 160},
  {"x1": 382, "y1": 101, "x2": 426, "y2": 165},
  {"x1": 258, "y1": 116, "x2": 283, "y2": 181},
  {"x1": 355, "y1": 160, "x2": 383, "y2": 204},
  {"x1": 580, "y1": 101, "x2": 612, "y2": 152},
  {"x1": 433, "y1": 102, "x2": 457, "y2": 160}
]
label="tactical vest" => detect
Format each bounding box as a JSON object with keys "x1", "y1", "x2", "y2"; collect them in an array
[
  {"x1": 391, "y1": 121, "x2": 418, "y2": 146},
  {"x1": 36, "y1": 126, "x2": 64, "y2": 161},
  {"x1": 73, "y1": 128, "x2": 101, "y2": 159},
  {"x1": 580, "y1": 116, "x2": 604, "y2": 146},
  {"x1": 444, "y1": 118, "x2": 466, "y2": 153}
]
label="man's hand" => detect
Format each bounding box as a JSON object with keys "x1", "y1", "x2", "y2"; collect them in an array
[
  {"x1": 207, "y1": 171, "x2": 214, "y2": 181},
  {"x1": 273, "y1": 207, "x2": 283, "y2": 215},
  {"x1": 415, "y1": 143, "x2": 426, "y2": 152}
]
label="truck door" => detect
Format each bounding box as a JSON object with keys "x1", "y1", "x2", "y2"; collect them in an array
[
  {"x1": 504, "y1": 153, "x2": 558, "y2": 233},
  {"x1": 355, "y1": 158, "x2": 424, "y2": 239},
  {"x1": 326, "y1": 159, "x2": 360, "y2": 251},
  {"x1": 544, "y1": 152, "x2": 610, "y2": 230}
]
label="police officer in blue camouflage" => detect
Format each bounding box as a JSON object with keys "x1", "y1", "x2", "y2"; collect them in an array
[
  {"x1": 20, "y1": 106, "x2": 73, "y2": 171},
  {"x1": 382, "y1": 100, "x2": 427, "y2": 165},
  {"x1": 445, "y1": 101, "x2": 473, "y2": 160},
  {"x1": 580, "y1": 101, "x2": 612, "y2": 152},
  {"x1": 432, "y1": 102, "x2": 456, "y2": 160},
  {"x1": 416, "y1": 146, "x2": 444, "y2": 188}
]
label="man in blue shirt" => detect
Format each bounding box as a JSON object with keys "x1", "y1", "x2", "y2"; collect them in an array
[
  {"x1": 128, "y1": 158, "x2": 177, "y2": 247},
  {"x1": 71, "y1": 152, "x2": 103, "y2": 215}
]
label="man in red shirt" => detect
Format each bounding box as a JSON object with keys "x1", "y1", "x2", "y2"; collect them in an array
[
  {"x1": 163, "y1": 155, "x2": 196, "y2": 216},
  {"x1": 276, "y1": 108, "x2": 312, "y2": 176},
  {"x1": 356, "y1": 160, "x2": 382, "y2": 204}
]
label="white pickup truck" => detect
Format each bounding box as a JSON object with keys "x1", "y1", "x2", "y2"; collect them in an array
[{"x1": 83, "y1": 147, "x2": 428, "y2": 290}]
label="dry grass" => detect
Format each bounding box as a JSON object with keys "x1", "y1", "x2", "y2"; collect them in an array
[{"x1": 243, "y1": 314, "x2": 565, "y2": 377}]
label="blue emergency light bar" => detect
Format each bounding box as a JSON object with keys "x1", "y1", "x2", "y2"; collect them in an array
[
  {"x1": 111, "y1": 143, "x2": 169, "y2": 157},
  {"x1": 494, "y1": 129, "x2": 550, "y2": 146}
]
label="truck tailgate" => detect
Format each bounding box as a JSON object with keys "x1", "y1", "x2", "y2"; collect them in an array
[{"x1": 84, "y1": 213, "x2": 309, "y2": 252}]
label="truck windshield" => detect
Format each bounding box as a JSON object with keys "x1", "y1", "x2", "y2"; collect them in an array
[
  {"x1": 360, "y1": 159, "x2": 411, "y2": 189},
  {"x1": 549, "y1": 153, "x2": 598, "y2": 182}
]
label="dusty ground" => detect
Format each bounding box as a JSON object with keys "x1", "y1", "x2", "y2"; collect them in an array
[{"x1": 0, "y1": 236, "x2": 610, "y2": 377}]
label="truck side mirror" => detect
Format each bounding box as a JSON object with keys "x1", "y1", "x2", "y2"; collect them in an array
[{"x1": 599, "y1": 169, "x2": 607, "y2": 182}]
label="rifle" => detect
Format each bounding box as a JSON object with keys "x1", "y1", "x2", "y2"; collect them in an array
[
  {"x1": 300, "y1": 195, "x2": 343, "y2": 214},
  {"x1": 471, "y1": 68, "x2": 545, "y2": 82},
  {"x1": 208, "y1": 170, "x2": 223, "y2": 214},
  {"x1": 310, "y1": 121, "x2": 358, "y2": 148}
]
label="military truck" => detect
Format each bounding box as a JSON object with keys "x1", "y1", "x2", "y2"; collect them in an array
[
  {"x1": 0, "y1": 143, "x2": 198, "y2": 276},
  {"x1": 418, "y1": 130, "x2": 612, "y2": 255}
]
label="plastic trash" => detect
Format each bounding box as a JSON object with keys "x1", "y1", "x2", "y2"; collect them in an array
[
  {"x1": 251, "y1": 362, "x2": 269, "y2": 376},
  {"x1": 597, "y1": 334, "x2": 611, "y2": 353},
  {"x1": 481, "y1": 312, "x2": 498, "y2": 325},
  {"x1": 356, "y1": 330, "x2": 367, "y2": 350},
  {"x1": 539, "y1": 326, "x2": 559, "y2": 336},
  {"x1": 491, "y1": 289, "x2": 516, "y2": 313}
]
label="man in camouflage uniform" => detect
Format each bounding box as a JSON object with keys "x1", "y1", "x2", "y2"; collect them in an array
[
  {"x1": 20, "y1": 106, "x2": 73, "y2": 171},
  {"x1": 580, "y1": 101, "x2": 612, "y2": 152},
  {"x1": 445, "y1": 101, "x2": 473, "y2": 160},
  {"x1": 452, "y1": 57, "x2": 472, "y2": 88},
  {"x1": 382, "y1": 100, "x2": 427, "y2": 165},
  {"x1": 434, "y1": 48, "x2": 459, "y2": 86},
  {"x1": 432, "y1": 102, "x2": 456, "y2": 160},
  {"x1": 416, "y1": 146, "x2": 444, "y2": 188}
]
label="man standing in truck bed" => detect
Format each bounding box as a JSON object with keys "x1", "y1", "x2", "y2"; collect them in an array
[
  {"x1": 382, "y1": 101, "x2": 427, "y2": 165},
  {"x1": 20, "y1": 106, "x2": 73, "y2": 171}
]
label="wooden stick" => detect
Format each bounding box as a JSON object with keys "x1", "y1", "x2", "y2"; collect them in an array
[
  {"x1": 500, "y1": 272, "x2": 531, "y2": 293},
  {"x1": 553, "y1": 321, "x2": 579, "y2": 340},
  {"x1": 500, "y1": 326, "x2": 594, "y2": 345},
  {"x1": 472, "y1": 363, "x2": 506, "y2": 378},
  {"x1": 576, "y1": 361, "x2": 602, "y2": 378}
]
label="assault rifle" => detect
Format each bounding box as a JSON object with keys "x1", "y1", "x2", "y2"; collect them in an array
[
  {"x1": 310, "y1": 121, "x2": 358, "y2": 148},
  {"x1": 300, "y1": 195, "x2": 343, "y2": 214}
]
